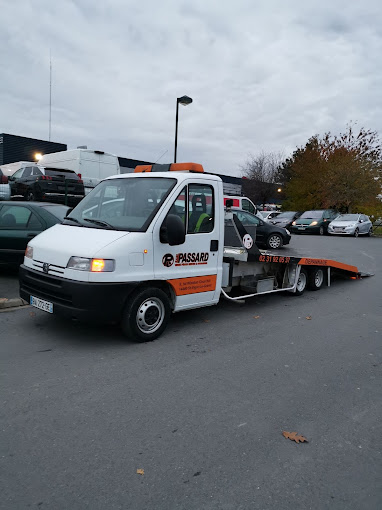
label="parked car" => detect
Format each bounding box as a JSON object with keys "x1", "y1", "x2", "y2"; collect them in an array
[
  {"x1": 290, "y1": 209, "x2": 338, "y2": 235},
  {"x1": 0, "y1": 169, "x2": 11, "y2": 201},
  {"x1": 328, "y1": 213, "x2": 373, "y2": 237},
  {"x1": 8, "y1": 165, "x2": 85, "y2": 205},
  {"x1": 259, "y1": 210, "x2": 281, "y2": 222},
  {"x1": 0, "y1": 202, "x2": 69, "y2": 265},
  {"x1": 230, "y1": 209, "x2": 291, "y2": 249},
  {"x1": 270, "y1": 211, "x2": 302, "y2": 229}
]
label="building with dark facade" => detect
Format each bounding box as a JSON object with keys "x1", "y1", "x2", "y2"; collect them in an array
[{"x1": 0, "y1": 133, "x2": 67, "y2": 165}]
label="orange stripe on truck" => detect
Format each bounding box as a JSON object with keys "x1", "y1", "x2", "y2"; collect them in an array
[
  {"x1": 298, "y1": 258, "x2": 359, "y2": 273},
  {"x1": 167, "y1": 275, "x2": 217, "y2": 296}
]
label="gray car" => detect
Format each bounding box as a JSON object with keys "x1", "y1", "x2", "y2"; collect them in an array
[{"x1": 328, "y1": 214, "x2": 372, "y2": 237}]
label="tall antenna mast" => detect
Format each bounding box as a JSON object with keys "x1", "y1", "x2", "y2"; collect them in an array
[{"x1": 49, "y1": 51, "x2": 52, "y2": 141}]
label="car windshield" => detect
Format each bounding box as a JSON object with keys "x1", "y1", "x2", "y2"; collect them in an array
[
  {"x1": 335, "y1": 214, "x2": 360, "y2": 221},
  {"x1": 65, "y1": 177, "x2": 176, "y2": 231},
  {"x1": 300, "y1": 210, "x2": 323, "y2": 219},
  {"x1": 276, "y1": 211, "x2": 295, "y2": 219}
]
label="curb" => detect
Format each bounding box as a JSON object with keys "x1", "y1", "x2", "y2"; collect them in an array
[{"x1": 0, "y1": 298, "x2": 28, "y2": 310}]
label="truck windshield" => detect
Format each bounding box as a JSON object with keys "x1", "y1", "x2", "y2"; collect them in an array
[{"x1": 65, "y1": 177, "x2": 176, "y2": 231}]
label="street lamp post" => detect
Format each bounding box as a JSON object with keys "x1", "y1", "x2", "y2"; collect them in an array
[{"x1": 174, "y1": 95, "x2": 193, "y2": 162}]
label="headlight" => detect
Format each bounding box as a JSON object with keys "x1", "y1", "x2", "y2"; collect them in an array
[
  {"x1": 25, "y1": 246, "x2": 33, "y2": 259},
  {"x1": 67, "y1": 256, "x2": 91, "y2": 271},
  {"x1": 292, "y1": 221, "x2": 296, "y2": 226},
  {"x1": 310, "y1": 221, "x2": 318, "y2": 226},
  {"x1": 67, "y1": 256, "x2": 115, "y2": 272},
  {"x1": 345, "y1": 224, "x2": 356, "y2": 229}
]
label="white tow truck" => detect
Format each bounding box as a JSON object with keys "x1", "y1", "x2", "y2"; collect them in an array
[{"x1": 20, "y1": 163, "x2": 371, "y2": 342}]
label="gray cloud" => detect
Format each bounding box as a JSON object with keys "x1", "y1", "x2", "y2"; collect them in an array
[{"x1": 1, "y1": 0, "x2": 382, "y2": 175}]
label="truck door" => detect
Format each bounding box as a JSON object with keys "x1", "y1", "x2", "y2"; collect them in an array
[{"x1": 153, "y1": 181, "x2": 221, "y2": 311}]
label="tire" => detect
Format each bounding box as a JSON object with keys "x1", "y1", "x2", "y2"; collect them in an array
[
  {"x1": 294, "y1": 268, "x2": 307, "y2": 296},
  {"x1": 27, "y1": 191, "x2": 36, "y2": 201},
  {"x1": 121, "y1": 287, "x2": 171, "y2": 342},
  {"x1": 307, "y1": 267, "x2": 325, "y2": 291},
  {"x1": 266, "y1": 233, "x2": 283, "y2": 249},
  {"x1": 354, "y1": 228, "x2": 359, "y2": 238},
  {"x1": 319, "y1": 226, "x2": 324, "y2": 236},
  {"x1": 366, "y1": 227, "x2": 372, "y2": 237}
]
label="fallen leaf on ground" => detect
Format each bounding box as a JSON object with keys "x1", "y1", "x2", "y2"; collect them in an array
[
  {"x1": 203, "y1": 319, "x2": 210, "y2": 323},
  {"x1": 305, "y1": 316, "x2": 312, "y2": 320},
  {"x1": 282, "y1": 431, "x2": 308, "y2": 443},
  {"x1": 136, "y1": 469, "x2": 144, "y2": 475},
  {"x1": 253, "y1": 315, "x2": 260, "y2": 319}
]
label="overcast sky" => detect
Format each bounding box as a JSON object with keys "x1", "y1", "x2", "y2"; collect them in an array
[{"x1": 1, "y1": 0, "x2": 382, "y2": 175}]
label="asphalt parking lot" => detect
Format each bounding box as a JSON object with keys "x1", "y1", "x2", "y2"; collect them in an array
[{"x1": 1, "y1": 234, "x2": 381, "y2": 509}]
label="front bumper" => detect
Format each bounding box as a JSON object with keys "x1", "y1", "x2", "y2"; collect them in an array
[
  {"x1": 291, "y1": 225, "x2": 322, "y2": 234},
  {"x1": 328, "y1": 227, "x2": 356, "y2": 235},
  {"x1": 19, "y1": 265, "x2": 139, "y2": 323}
]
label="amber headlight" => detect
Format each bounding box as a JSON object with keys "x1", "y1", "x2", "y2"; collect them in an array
[{"x1": 67, "y1": 256, "x2": 115, "y2": 272}]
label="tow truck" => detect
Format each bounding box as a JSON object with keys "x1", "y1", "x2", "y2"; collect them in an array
[{"x1": 19, "y1": 163, "x2": 371, "y2": 342}]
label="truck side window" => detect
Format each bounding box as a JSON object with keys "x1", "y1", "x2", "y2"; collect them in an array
[
  {"x1": 167, "y1": 187, "x2": 186, "y2": 225},
  {"x1": 188, "y1": 184, "x2": 214, "y2": 234}
]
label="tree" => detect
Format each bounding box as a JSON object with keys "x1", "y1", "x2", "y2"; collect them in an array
[
  {"x1": 241, "y1": 151, "x2": 284, "y2": 208},
  {"x1": 283, "y1": 124, "x2": 382, "y2": 213}
]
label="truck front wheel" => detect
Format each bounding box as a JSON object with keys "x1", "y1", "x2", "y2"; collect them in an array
[{"x1": 121, "y1": 287, "x2": 171, "y2": 342}]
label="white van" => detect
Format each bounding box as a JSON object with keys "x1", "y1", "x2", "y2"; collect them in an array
[{"x1": 39, "y1": 149, "x2": 120, "y2": 194}]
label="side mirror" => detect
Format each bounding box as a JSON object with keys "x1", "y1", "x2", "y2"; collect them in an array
[
  {"x1": 8, "y1": 175, "x2": 15, "y2": 181},
  {"x1": 160, "y1": 214, "x2": 185, "y2": 245}
]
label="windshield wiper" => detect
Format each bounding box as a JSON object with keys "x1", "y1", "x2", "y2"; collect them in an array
[
  {"x1": 63, "y1": 217, "x2": 83, "y2": 226},
  {"x1": 83, "y1": 218, "x2": 119, "y2": 230}
]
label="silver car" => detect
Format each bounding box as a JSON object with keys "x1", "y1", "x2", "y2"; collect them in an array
[
  {"x1": 0, "y1": 169, "x2": 11, "y2": 201},
  {"x1": 328, "y1": 214, "x2": 372, "y2": 237}
]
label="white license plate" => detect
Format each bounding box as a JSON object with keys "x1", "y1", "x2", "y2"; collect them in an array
[
  {"x1": 298, "y1": 227, "x2": 306, "y2": 230},
  {"x1": 30, "y1": 296, "x2": 53, "y2": 313}
]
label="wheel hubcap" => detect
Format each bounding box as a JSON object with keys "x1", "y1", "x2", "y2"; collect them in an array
[
  {"x1": 296, "y1": 272, "x2": 306, "y2": 292},
  {"x1": 355, "y1": 229, "x2": 359, "y2": 237},
  {"x1": 269, "y1": 235, "x2": 281, "y2": 249},
  {"x1": 136, "y1": 298, "x2": 165, "y2": 334},
  {"x1": 314, "y1": 269, "x2": 324, "y2": 287}
]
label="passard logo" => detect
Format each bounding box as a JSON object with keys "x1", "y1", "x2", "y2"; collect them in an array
[
  {"x1": 162, "y1": 252, "x2": 209, "y2": 267},
  {"x1": 175, "y1": 252, "x2": 209, "y2": 266}
]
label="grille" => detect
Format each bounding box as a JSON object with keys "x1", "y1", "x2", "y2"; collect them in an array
[{"x1": 33, "y1": 259, "x2": 65, "y2": 275}]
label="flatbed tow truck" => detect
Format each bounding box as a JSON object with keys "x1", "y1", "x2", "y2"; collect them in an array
[{"x1": 19, "y1": 163, "x2": 372, "y2": 341}]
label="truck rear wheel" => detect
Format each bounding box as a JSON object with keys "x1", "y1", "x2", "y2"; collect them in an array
[
  {"x1": 121, "y1": 287, "x2": 171, "y2": 342},
  {"x1": 294, "y1": 268, "x2": 307, "y2": 296},
  {"x1": 307, "y1": 267, "x2": 325, "y2": 291}
]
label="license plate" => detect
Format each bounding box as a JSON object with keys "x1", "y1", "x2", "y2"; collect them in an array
[
  {"x1": 298, "y1": 227, "x2": 305, "y2": 230},
  {"x1": 30, "y1": 296, "x2": 53, "y2": 313}
]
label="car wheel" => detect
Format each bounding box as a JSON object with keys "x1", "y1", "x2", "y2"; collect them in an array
[
  {"x1": 307, "y1": 267, "x2": 325, "y2": 291},
  {"x1": 294, "y1": 268, "x2": 307, "y2": 296},
  {"x1": 366, "y1": 227, "x2": 372, "y2": 237},
  {"x1": 354, "y1": 228, "x2": 359, "y2": 238},
  {"x1": 27, "y1": 191, "x2": 36, "y2": 201},
  {"x1": 319, "y1": 226, "x2": 324, "y2": 235},
  {"x1": 266, "y1": 233, "x2": 283, "y2": 249},
  {"x1": 121, "y1": 287, "x2": 171, "y2": 342}
]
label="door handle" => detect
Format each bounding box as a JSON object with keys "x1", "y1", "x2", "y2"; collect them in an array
[{"x1": 210, "y1": 240, "x2": 219, "y2": 251}]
